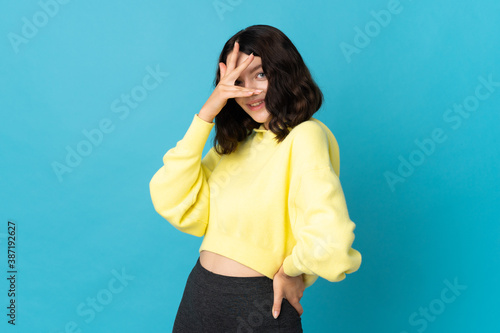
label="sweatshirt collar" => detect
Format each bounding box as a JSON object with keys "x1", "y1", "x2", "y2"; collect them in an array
[
  {"x1": 253, "y1": 123, "x2": 268, "y2": 132},
  {"x1": 252, "y1": 123, "x2": 276, "y2": 140},
  {"x1": 252, "y1": 122, "x2": 295, "y2": 141}
]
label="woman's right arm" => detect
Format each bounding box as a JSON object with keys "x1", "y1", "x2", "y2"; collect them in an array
[
  {"x1": 149, "y1": 113, "x2": 220, "y2": 237},
  {"x1": 149, "y1": 41, "x2": 263, "y2": 237}
]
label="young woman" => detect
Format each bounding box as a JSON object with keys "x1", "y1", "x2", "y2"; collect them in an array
[{"x1": 149, "y1": 25, "x2": 362, "y2": 332}]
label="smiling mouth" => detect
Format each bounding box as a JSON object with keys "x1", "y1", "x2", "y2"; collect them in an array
[
  {"x1": 249, "y1": 100, "x2": 264, "y2": 107},
  {"x1": 246, "y1": 99, "x2": 265, "y2": 111}
]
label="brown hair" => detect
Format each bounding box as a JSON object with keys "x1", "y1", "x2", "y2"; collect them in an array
[{"x1": 212, "y1": 25, "x2": 323, "y2": 155}]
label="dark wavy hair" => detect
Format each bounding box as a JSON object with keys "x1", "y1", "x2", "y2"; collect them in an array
[{"x1": 212, "y1": 25, "x2": 323, "y2": 155}]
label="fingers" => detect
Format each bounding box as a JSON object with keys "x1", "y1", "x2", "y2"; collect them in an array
[
  {"x1": 221, "y1": 41, "x2": 255, "y2": 83},
  {"x1": 271, "y1": 267, "x2": 305, "y2": 319},
  {"x1": 272, "y1": 297, "x2": 304, "y2": 318},
  {"x1": 234, "y1": 52, "x2": 254, "y2": 74},
  {"x1": 272, "y1": 293, "x2": 283, "y2": 319},
  {"x1": 219, "y1": 62, "x2": 226, "y2": 79},
  {"x1": 274, "y1": 297, "x2": 304, "y2": 318},
  {"x1": 291, "y1": 300, "x2": 304, "y2": 316},
  {"x1": 225, "y1": 41, "x2": 240, "y2": 74},
  {"x1": 224, "y1": 53, "x2": 254, "y2": 82},
  {"x1": 218, "y1": 84, "x2": 262, "y2": 99}
]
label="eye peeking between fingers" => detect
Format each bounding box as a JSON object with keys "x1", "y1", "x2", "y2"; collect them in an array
[{"x1": 235, "y1": 73, "x2": 266, "y2": 86}]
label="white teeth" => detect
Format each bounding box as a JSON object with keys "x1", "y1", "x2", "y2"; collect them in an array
[{"x1": 250, "y1": 101, "x2": 264, "y2": 107}]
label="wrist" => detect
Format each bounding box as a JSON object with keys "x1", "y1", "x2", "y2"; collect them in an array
[
  {"x1": 279, "y1": 264, "x2": 293, "y2": 279},
  {"x1": 197, "y1": 111, "x2": 215, "y2": 124}
]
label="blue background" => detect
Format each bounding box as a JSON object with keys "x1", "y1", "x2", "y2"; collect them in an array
[{"x1": 1, "y1": 0, "x2": 499, "y2": 332}]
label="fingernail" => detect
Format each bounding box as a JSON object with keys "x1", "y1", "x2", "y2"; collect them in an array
[
  {"x1": 273, "y1": 310, "x2": 278, "y2": 319},
  {"x1": 255, "y1": 89, "x2": 263, "y2": 93}
]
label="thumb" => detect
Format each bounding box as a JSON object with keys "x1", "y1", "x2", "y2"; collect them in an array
[{"x1": 272, "y1": 294, "x2": 284, "y2": 319}]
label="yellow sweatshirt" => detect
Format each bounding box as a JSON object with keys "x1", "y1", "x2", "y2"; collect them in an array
[{"x1": 149, "y1": 113, "x2": 362, "y2": 288}]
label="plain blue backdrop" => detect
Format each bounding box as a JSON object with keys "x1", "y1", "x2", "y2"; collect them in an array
[{"x1": 1, "y1": 0, "x2": 499, "y2": 332}]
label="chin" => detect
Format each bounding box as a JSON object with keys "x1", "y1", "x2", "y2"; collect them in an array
[{"x1": 247, "y1": 111, "x2": 270, "y2": 124}]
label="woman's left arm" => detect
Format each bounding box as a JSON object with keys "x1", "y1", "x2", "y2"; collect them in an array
[
  {"x1": 271, "y1": 121, "x2": 362, "y2": 319},
  {"x1": 282, "y1": 165, "x2": 362, "y2": 282},
  {"x1": 272, "y1": 165, "x2": 362, "y2": 319}
]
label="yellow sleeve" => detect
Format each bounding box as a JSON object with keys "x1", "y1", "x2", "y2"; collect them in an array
[
  {"x1": 283, "y1": 122, "x2": 362, "y2": 287},
  {"x1": 149, "y1": 114, "x2": 221, "y2": 237}
]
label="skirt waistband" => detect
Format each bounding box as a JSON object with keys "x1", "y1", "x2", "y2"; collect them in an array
[{"x1": 190, "y1": 257, "x2": 274, "y2": 294}]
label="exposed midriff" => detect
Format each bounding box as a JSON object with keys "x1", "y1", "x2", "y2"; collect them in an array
[{"x1": 199, "y1": 250, "x2": 266, "y2": 277}]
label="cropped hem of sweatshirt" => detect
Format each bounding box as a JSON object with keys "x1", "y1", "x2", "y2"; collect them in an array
[{"x1": 149, "y1": 113, "x2": 362, "y2": 288}]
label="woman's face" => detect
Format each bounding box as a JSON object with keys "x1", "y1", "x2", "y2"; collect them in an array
[{"x1": 233, "y1": 52, "x2": 271, "y2": 130}]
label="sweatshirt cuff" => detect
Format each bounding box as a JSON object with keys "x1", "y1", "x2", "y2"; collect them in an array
[
  {"x1": 282, "y1": 255, "x2": 303, "y2": 277},
  {"x1": 177, "y1": 114, "x2": 215, "y2": 151}
]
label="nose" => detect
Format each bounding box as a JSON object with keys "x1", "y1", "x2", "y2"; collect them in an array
[{"x1": 242, "y1": 80, "x2": 257, "y2": 90}]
